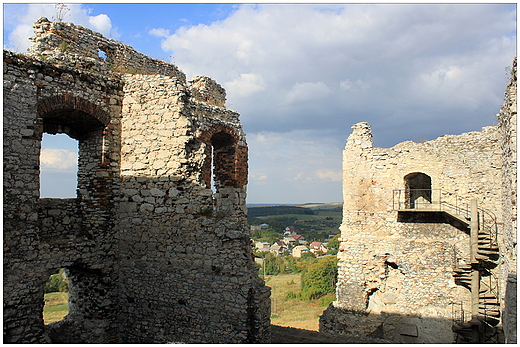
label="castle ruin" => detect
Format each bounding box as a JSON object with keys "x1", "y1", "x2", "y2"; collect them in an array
[
  {"x1": 4, "y1": 17, "x2": 516, "y2": 345},
  {"x1": 321, "y1": 58, "x2": 517, "y2": 343},
  {"x1": 4, "y1": 18, "x2": 270, "y2": 343}
]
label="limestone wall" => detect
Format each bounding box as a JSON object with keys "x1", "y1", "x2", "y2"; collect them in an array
[
  {"x1": 498, "y1": 57, "x2": 517, "y2": 344},
  {"x1": 4, "y1": 18, "x2": 270, "y2": 344},
  {"x1": 323, "y1": 57, "x2": 517, "y2": 343},
  {"x1": 321, "y1": 108, "x2": 504, "y2": 342}
]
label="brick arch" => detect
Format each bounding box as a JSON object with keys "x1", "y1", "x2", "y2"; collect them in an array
[
  {"x1": 199, "y1": 125, "x2": 248, "y2": 189},
  {"x1": 37, "y1": 94, "x2": 110, "y2": 125}
]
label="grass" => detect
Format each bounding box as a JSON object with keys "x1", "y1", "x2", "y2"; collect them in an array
[
  {"x1": 264, "y1": 273, "x2": 330, "y2": 331},
  {"x1": 43, "y1": 292, "x2": 68, "y2": 324}
]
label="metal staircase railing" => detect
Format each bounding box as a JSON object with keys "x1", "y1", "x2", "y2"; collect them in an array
[
  {"x1": 392, "y1": 189, "x2": 471, "y2": 220},
  {"x1": 393, "y1": 189, "x2": 501, "y2": 342}
]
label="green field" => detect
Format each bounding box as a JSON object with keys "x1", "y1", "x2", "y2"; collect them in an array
[
  {"x1": 265, "y1": 273, "x2": 332, "y2": 331},
  {"x1": 249, "y1": 204, "x2": 342, "y2": 242},
  {"x1": 43, "y1": 292, "x2": 68, "y2": 324}
]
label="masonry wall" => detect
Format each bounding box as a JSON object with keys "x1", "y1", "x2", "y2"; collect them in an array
[
  {"x1": 4, "y1": 17, "x2": 270, "y2": 344},
  {"x1": 322, "y1": 58, "x2": 517, "y2": 343},
  {"x1": 498, "y1": 58, "x2": 517, "y2": 344},
  {"x1": 320, "y1": 117, "x2": 504, "y2": 342}
]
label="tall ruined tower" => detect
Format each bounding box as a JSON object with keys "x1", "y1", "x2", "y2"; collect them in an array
[
  {"x1": 4, "y1": 18, "x2": 270, "y2": 343},
  {"x1": 321, "y1": 58, "x2": 516, "y2": 343}
]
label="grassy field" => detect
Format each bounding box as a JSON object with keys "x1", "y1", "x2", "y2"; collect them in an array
[
  {"x1": 264, "y1": 273, "x2": 330, "y2": 331},
  {"x1": 43, "y1": 292, "x2": 68, "y2": 324}
]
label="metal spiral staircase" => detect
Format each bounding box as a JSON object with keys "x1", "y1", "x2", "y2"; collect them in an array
[
  {"x1": 393, "y1": 189, "x2": 501, "y2": 343},
  {"x1": 451, "y1": 204, "x2": 501, "y2": 343}
]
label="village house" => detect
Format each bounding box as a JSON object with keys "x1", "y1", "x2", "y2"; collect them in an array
[
  {"x1": 270, "y1": 241, "x2": 288, "y2": 256},
  {"x1": 254, "y1": 241, "x2": 271, "y2": 252},
  {"x1": 309, "y1": 241, "x2": 327, "y2": 255},
  {"x1": 284, "y1": 226, "x2": 297, "y2": 236},
  {"x1": 292, "y1": 245, "x2": 310, "y2": 258}
]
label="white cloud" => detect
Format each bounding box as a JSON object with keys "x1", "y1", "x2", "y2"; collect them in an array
[
  {"x1": 225, "y1": 73, "x2": 266, "y2": 97},
  {"x1": 154, "y1": 4, "x2": 514, "y2": 151},
  {"x1": 40, "y1": 149, "x2": 78, "y2": 171},
  {"x1": 149, "y1": 28, "x2": 171, "y2": 38},
  {"x1": 247, "y1": 130, "x2": 343, "y2": 203},
  {"x1": 88, "y1": 14, "x2": 112, "y2": 37}
]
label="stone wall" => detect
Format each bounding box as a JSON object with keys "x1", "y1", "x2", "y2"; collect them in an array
[
  {"x1": 321, "y1": 57, "x2": 516, "y2": 342},
  {"x1": 498, "y1": 57, "x2": 517, "y2": 344},
  {"x1": 4, "y1": 18, "x2": 270, "y2": 343}
]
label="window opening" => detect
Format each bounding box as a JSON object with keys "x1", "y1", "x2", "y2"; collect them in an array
[
  {"x1": 43, "y1": 268, "x2": 69, "y2": 325},
  {"x1": 210, "y1": 131, "x2": 236, "y2": 190},
  {"x1": 40, "y1": 133, "x2": 78, "y2": 198},
  {"x1": 404, "y1": 172, "x2": 432, "y2": 209},
  {"x1": 98, "y1": 50, "x2": 107, "y2": 61}
]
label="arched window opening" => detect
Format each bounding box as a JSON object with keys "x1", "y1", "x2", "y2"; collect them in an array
[
  {"x1": 43, "y1": 268, "x2": 69, "y2": 325},
  {"x1": 404, "y1": 172, "x2": 432, "y2": 209},
  {"x1": 40, "y1": 133, "x2": 78, "y2": 198}
]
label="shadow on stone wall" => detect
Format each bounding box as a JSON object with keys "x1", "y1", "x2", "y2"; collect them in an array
[{"x1": 319, "y1": 305, "x2": 503, "y2": 344}]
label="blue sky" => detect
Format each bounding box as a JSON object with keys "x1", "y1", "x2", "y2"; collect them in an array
[{"x1": 3, "y1": 3, "x2": 517, "y2": 203}]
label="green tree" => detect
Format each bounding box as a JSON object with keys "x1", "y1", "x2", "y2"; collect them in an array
[
  {"x1": 326, "y1": 234, "x2": 340, "y2": 255},
  {"x1": 261, "y1": 252, "x2": 284, "y2": 276},
  {"x1": 300, "y1": 256, "x2": 337, "y2": 300},
  {"x1": 44, "y1": 268, "x2": 69, "y2": 293},
  {"x1": 251, "y1": 228, "x2": 282, "y2": 244}
]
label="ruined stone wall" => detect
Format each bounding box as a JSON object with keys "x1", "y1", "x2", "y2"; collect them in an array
[
  {"x1": 28, "y1": 17, "x2": 185, "y2": 79},
  {"x1": 4, "y1": 18, "x2": 270, "y2": 344},
  {"x1": 322, "y1": 57, "x2": 517, "y2": 343},
  {"x1": 321, "y1": 116, "x2": 503, "y2": 342},
  {"x1": 4, "y1": 48, "x2": 123, "y2": 343},
  {"x1": 498, "y1": 57, "x2": 517, "y2": 344}
]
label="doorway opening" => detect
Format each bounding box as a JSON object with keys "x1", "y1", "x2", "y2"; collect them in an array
[{"x1": 404, "y1": 172, "x2": 432, "y2": 209}]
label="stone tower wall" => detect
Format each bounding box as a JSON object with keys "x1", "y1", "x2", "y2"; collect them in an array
[
  {"x1": 322, "y1": 57, "x2": 517, "y2": 343},
  {"x1": 4, "y1": 18, "x2": 270, "y2": 344},
  {"x1": 321, "y1": 108, "x2": 505, "y2": 342}
]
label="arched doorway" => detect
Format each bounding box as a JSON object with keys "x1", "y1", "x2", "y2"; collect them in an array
[{"x1": 404, "y1": 172, "x2": 432, "y2": 209}]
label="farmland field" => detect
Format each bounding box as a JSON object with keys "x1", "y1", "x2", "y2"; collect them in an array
[
  {"x1": 43, "y1": 292, "x2": 68, "y2": 324},
  {"x1": 264, "y1": 273, "x2": 331, "y2": 331}
]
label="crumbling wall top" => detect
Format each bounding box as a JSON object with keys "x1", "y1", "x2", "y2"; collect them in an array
[
  {"x1": 27, "y1": 17, "x2": 185, "y2": 81},
  {"x1": 188, "y1": 76, "x2": 227, "y2": 108},
  {"x1": 345, "y1": 122, "x2": 373, "y2": 152}
]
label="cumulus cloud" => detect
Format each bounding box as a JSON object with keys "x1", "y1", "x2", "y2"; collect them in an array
[
  {"x1": 225, "y1": 73, "x2": 266, "y2": 97},
  {"x1": 40, "y1": 149, "x2": 78, "y2": 171},
  {"x1": 88, "y1": 14, "x2": 112, "y2": 37},
  {"x1": 155, "y1": 4, "x2": 514, "y2": 142},
  {"x1": 153, "y1": 3, "x2": 514, "y2": 203}
]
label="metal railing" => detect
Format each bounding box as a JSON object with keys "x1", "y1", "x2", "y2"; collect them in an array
[
  {"x1": 392, "y1": 189, "x2": 471, "y2": 219},
  {"x1": 452, "y1": 301, "x2": 466, "y2": 326}
]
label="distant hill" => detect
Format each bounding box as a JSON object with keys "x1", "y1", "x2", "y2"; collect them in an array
[
  {"x1": 247, "y1": 205, "x2": 315, "y2": 218},
  {"x1": 299, "y1": 203, "x2": 342, "y2": 209}
]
